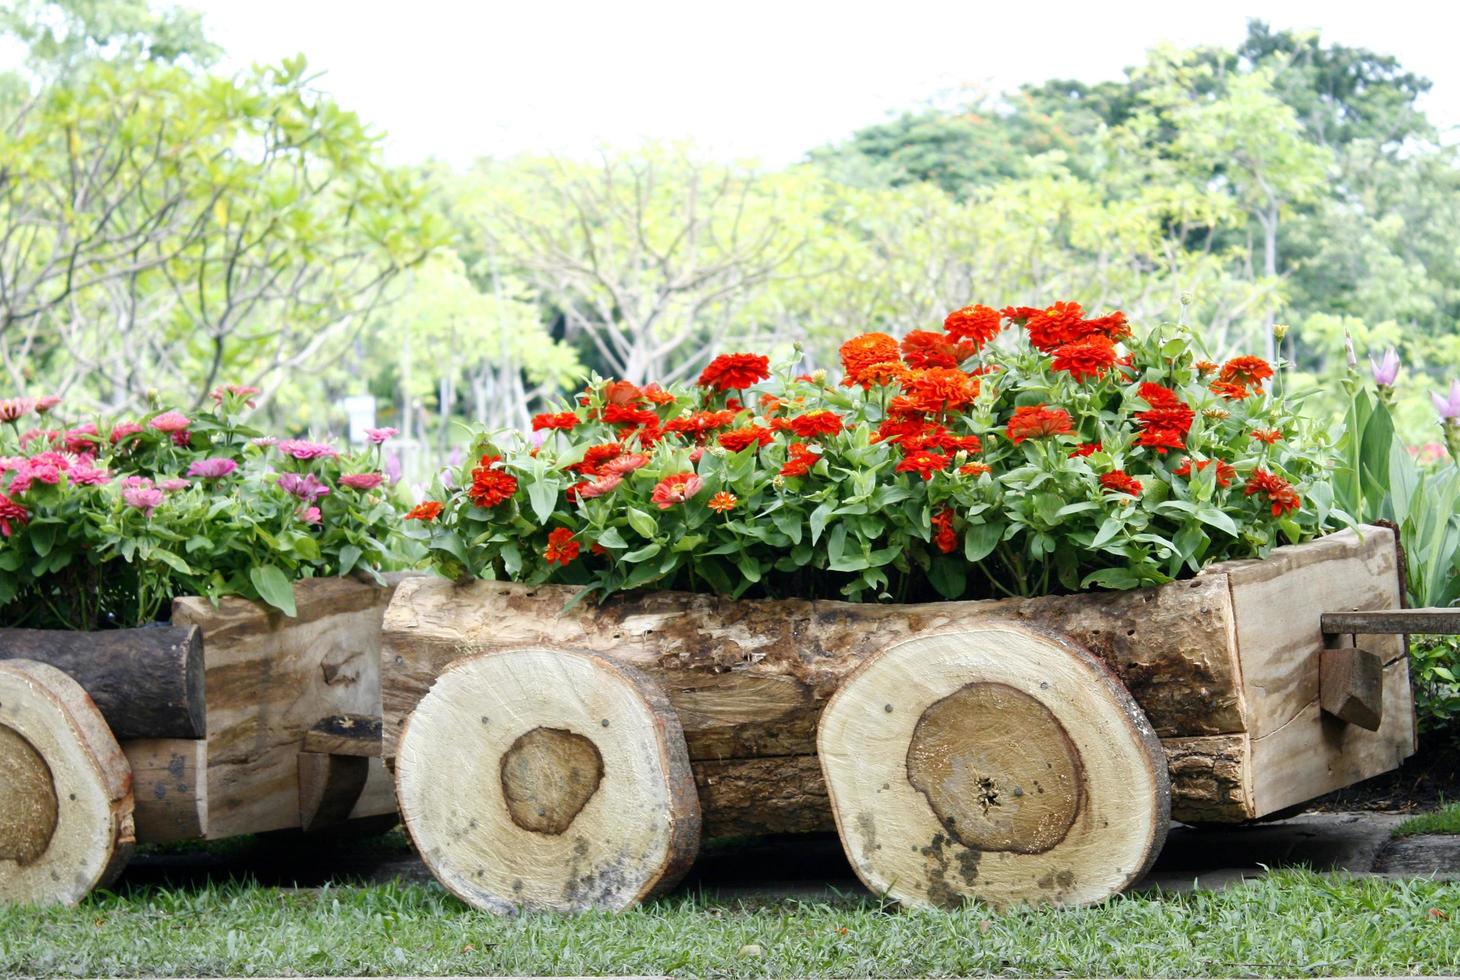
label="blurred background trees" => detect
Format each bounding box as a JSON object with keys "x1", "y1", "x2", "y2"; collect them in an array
[{"x1": 4, "y1": 2, "x2": 1459, "y2": 472}]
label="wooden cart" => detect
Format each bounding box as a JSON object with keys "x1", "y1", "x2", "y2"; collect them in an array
[
  {"x1": 380, "y1": 525, "x2": 1425, "y2": 911},
  {"x1": 0, "y1": 577, "x2": 399, "y2": 905}
]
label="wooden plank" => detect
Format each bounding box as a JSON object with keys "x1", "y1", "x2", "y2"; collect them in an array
[
  {"x1": 0, "y1": 625, "x2": 204, "y2": 739},
  {"x1": 1320, "y1": 646, "x2": 1384, "y2": 730},
  {"x1": 1218, "y1": 525, "x2": 1405, "y2": 741},
  {"x1": 1250, "y1": 653, "x2": 1415, "y2": 817},
  {"x1": 172, "y1": 576, "x2": 400, "y2": 839},
  {"x1": 1321, "y1": 607, "x2": 1460, "y2": 634},
  {"x1": 122, "y1": 738, "x2": 207, "y2": 843},
  {"x1": 302, "y1": 714, "x2": 382, "y2": 757}
]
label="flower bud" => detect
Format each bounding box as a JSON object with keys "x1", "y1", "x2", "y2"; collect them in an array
[{"x1": 1272, "y1": 323, "x2": 1289, "y2": 342}]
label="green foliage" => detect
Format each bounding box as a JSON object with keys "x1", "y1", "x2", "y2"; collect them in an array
[
  {"x1": 1393, "y1": 799, "x2": 1460, "y2": 837},
  {"x1": 0, "y1": 393, "x2": 409, "y2": 628},
  {"x1": 1410, "y1": 636, "x2": 1460, "y2": 733},
  {"x1": 412, "y1": 309, "x2": 1338, "y2": 603}
]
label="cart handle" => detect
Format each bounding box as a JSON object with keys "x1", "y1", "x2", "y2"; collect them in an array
[{"x1": 1321, "y1": 608, "x2": 1460, "y2": 635}]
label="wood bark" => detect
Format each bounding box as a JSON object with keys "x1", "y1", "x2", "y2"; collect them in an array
[
  {"x1": 395, "y1": 648, "x2": 700, "y2": 913},
  {"x1": 0, "y1": 624, "x2": 204, "y2": 739},
  {"x1": 817, "y1": 626, "x2": 1168, "y2": 908},
  {"x1": 0, "y1": 660, "x2": 134, "y2": 905}
]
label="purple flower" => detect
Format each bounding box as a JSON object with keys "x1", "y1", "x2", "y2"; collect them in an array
[
  {"x1": 384, "y1": 452, "x2": 402, "y2": 485},
  {"x1": 365, "y1": 427, "x2": 398, "y2": 445},
  {"x1": 187, "y1": 457, "x2": 238, "y2": 479},
  {"x1": 123, "y1": 485, "x2": 164, "y2": 517},
  {"x1": 277, "y1": 471, "x2": 331, "y2": 501},
  {"x1": 159, "y1": 478, "x2": 190, "y2": 492},
  {"x1": 1370, "y1": 348, "x2": 1401, "y2": 388},
  {"x1": 277, "y1": 438, "x2": 339, "y2": 460},
  {"x1": 1433, "y1": 380, "x2": 1460, "y2": 421},
  {"x1": 339, "y1": 472, "x2": 384, "y2": 490}
]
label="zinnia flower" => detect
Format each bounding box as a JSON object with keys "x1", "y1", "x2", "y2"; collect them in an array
[
  {"x1": 0, "y1": 398, "x2": 36, "y2": 423},
  {"x1": 960, "y1": 462, "x2": 991, "y2": 477},
  {"x1": 600, "y1": 453, "x2": 649, "y2": 477},
  {"x1": 277, "y1": 439, "x2": 339, "y2": 460},
  {"x1": 779, "y1": 442, "x2": 820, "y2": 477},
  {"x1": 1244, "y1": 469, "x2": 1300, "y2": 517},
  {"x1": 839, "y1": 333, "x2": 902, "y2": 386},
  {"x1": 601, "y1": 380, "x2": 644, "y2": 405},
  {"x1": 1006, "y1": 405, "x2": 1073, "y2": 444},
  {"x1": 901, "y1": 330, "x2": 977, "y2": 369},
  {"x1": 651, "y1": 472, "x2": 703, "y2": 508},
  {"x1": 719, "y1": 426, "x2": 773, "y2": 452},
  {"x1": 544, "y1": 527, "x2": 580, "y2": 566},
  {"x1": 1099, "y1": 471, "x2": 1143, "y2": 497},
  {"x1": 943, "y1": 305, "x2": 1003, "y2": 348},
  {"x1": 63, "y1": 424, "x2": 99, "y2": 455},
  {"x1": 577, "y1": 473, "x2": 623, "y2": 499},
  {"x1": 789, "y1": 411, "x2": 844, "y2": 439},
  {"x1": 708, "y1": 491, "x2": 738, "y2": 512},
  {"x1": 902, "y1": 368, "x2": 979, "y2": 415},
  {"x1": 1251, "y1": 429, "x2": 1283, "y2": 444},
  {"x1": 278, "y1": 471, "x2": 331, "y2": 501},
  {"x1": 1133, "y1": 385, "x2": 1194, "y2": 455},
  {"x1": 1071, "y1": 441, "x2": 1102, "y2": 458},
  {"x1": 159, "y1": 478, "x2": 190, "y2": 492},
  {"x1": 34, "y1": 395, "x2": 61, "y2": 414},
  {"x1": 468, "y1": 455, "x2": 518, "y2": 508},
  {"x1": 1219, "y1": 356, "x2": 1273, "y2": 394},
  {"x1": 1175, "y1": 457, "x2": 1235, "y2": 488},
  {"x1": 365, "y1": 427, "x2": 399, "y2": 444},
  {"x1": 148, "y1": 410, "x2": 191, "y2": 433},
  {"x1": 123, "y1": 485, "x2": 164, "y2": 517},
  {"x1": 405, "y1": 500, "x2": 442, "y2": 521},
  {"x1": 895, "y1": 450, "x2": 950, "y2": 481},
  {"x1": 532, "y1": 412, "x2": 579, "y2": 432},
  {"x1": 0, "y1": 493, "x2": 29, "y2": 537},
  {"x1": 698, "y1": 353, "x2": 770, "y2": 391},
  {"x1": 340, "y1": 472, "x2": 384, "y2": 490},
  {"x1": 210, "y1": 385, "x2": 260, "y2": 407},
  {"x1": 298, "y1": 506, "x2": 322, "y2": 525},
  {"x1": 68, "y1": 462, "x2": 110, "y2": 486},
  {"x1": 1051, "y1": 336, "x2": 1120, "y2": 382},
  {"x1": 187, "y1": 457, "x2": 238, "y2": 479},
  {"x1": 931, "y1": 508, "x2": 958, "y2": 554}
]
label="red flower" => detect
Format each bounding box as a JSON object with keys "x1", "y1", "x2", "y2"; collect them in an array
[
  {"x1": 1051, "y1": 336, "x2": 1119, "y2": 382},
  {"x1": 1006, "y1": 405, "x2": 1073, "y2": 444},
  {"x1": 641, "y1": 383, "x2": 676, "y2": 405},
  {"x1": 1245, "y1": 469, "x2": 1300, "y2": 516},
  {"x1": 544, "y1": 527, "x2": 580, "y2": 566},
  {"x1": 907, "y1": 428, "x2": 982, "y2": 455},
  {"x1": 789, "y1": 411, "x2": 845, "y2": 439},
  {"x1": 602, "y1": 380, "x2": 644, "y2": 405},
  {"x1": 839, "y1": 333, "x2": 901, "y2": 380},
  {"x1": 718, "y1": 426, "x2": 773, "y2": 452},
  {"x1": 601, "y1": 404, "x2": 659, "y2": 429},
  {"x1": 651, "y1": 472, "x2": 704, "y2": 508},
  {"x1": 664, "y1": 409, "x2": 738, "y2": 440},
  {"x1": 468, "y1": 455, "x2": 518, "y2": 508},
  {"x1": 943, "y1": 305, "x2": 1003, "y2": 349},
  {"x1": 960, "y1": 462, "x2": 992, "y2": 476},
  {"x1": 1070, "y1": 441, "x2": 1102, "y2": 458},
  {"x1": 1099, "y1": 470, "x2": 1143, "y2": 497},
  {"x1": 532, "y1": 412, "x2": 580, "y2": 432},
  {"x1": 1005, "y1": 302, "x2": 1129, "y2": 352},
  {"x1": 1133, "y1": 385, "x2": 1194, "y2": 455},
  {"x1": 698, "y1": 353, "x2": 770, "y2": 391},
  {"x1": 405, "y1": 501, "x2": 442, "y2": 521},
  {"x1": 901, "y1": 330, "x2": 977, "y2": 369},
  {"x1": 600, "y1": 453, "x2": 649, "y2": 477},
  {"x1": 1194, "y1": 360, "x2": 1219, "y2": 375},
  {"x1": 902, "y1": 368, "x2": 979, "y2": 415},
  {"x1": 895, "y1": 450, "x2": 950, "y2": 481},
  {"x1": 708, "y1": 491, "x2": 738, "y2": 512},
  {"x1": 0, "y1": 493, "x2": 28, "y2": 537},
  {"x1": 780, "y1": 442, "x2": 821, "y2": 477},
  {"x1": 1174, "y1": 457, "x2": 1236, "y2": 488},
  {"x1": 931, "y1": 508, "x2": 958, "y2": 554},
  {"x1": 1210, "y1": 380, "x2": 1252, "y2": 401},
  {"x1": 1220, "y1": 356, "x2": 1273, "y2": 393},
  {"x1": 1251, "y1": 428, "x2": 1283, "y2": 444},
  {"x1": 1138, "y1": 382, "x2": 1181, "y2": 407}
]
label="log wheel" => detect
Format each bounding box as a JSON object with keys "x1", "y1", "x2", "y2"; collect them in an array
[
  {"x1": 817, "y1": 624, "x2": 1169, "y2": 908},
  {"x1": 394, "y1": 647, "x2": 700, "y2": 913},
  {"x1": 0, "y1": 660, "x2": 134, "y2": 905}
]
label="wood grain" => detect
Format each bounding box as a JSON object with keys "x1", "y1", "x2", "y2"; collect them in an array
[{"x1": 122, "y1": 739, "x2": 207, "y2": 842}]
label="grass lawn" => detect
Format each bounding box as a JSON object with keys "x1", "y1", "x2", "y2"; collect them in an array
[
  {"x1": 1, "y1": 870, "x2": 1456, "y2": 978},
  {"x1": 1393, "y1": 801, "x2": 1460, "y2": 838}
]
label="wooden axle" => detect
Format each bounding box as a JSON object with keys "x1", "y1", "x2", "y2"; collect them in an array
[{"x1": 1321, "y1": 607, "x2": 1460, "y2": 635}]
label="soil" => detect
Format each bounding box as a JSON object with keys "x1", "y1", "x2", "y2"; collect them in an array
[{"x1": 1307, "y1": 733, "x2": 1460, "y2": 813}]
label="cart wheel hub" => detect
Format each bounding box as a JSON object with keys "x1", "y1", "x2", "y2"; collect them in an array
[
  {"x1": 0, "y1": 723, "x2": 60, "y2": 864},
  {"x1": 499, "y1": 726, "x2": 604, "y2": 835}
]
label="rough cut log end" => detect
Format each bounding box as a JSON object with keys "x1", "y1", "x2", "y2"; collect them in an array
[
  {"x1": 1320, "y1": 647, "x2": 1384, "y2": 731},
  {"x1": 818, "y1": 625, "x2": 1169, "y2": 909},
  {"x1": 395, "y1": 648, "x2": 701, "y2": 913},
  {"x1": 0, "y1": 660, "x2": 135, "y2": 905}
]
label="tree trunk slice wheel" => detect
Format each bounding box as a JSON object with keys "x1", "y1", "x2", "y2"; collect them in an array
[
  {"x1": 817, "y1": 624, "x2": 1169, "y2": 909},
  {"x1": 0, "y1": 660, "x2": 135, "y2": 905},
  {"x1": 395, "y1": 647, "x2": 700, "y2": 913}
]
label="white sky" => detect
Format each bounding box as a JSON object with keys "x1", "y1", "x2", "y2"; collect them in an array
[{"x1": 135, "y1": 2, "x2": 1460, "y2": 165}]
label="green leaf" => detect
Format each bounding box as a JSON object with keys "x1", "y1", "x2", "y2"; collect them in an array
[
  {"x1": 1091, "y1": 517, "x2": 1123, "y2": 549},
  {"x1": 626, "y1": 507, "x2": 658, "y2": 539},
  {"x1": 624, "y1": 543, "x2": 662, "y2": 562},
  {"x1": 1081, "y1": 567, "x2": 1143, "y2": 590},
  {"x1": 809, "y1": 501, "x2": 835, "y2": 544},
  {"x1": 337, "y1": 544, "x2": 362, "y2": 573},
  {"x1": 1196, "y1": 506, "x2": 1239, "y2": 537},
  {"x1": 248, "y1": 565, "x2": 297, "y2": 617},
  {"x1": 963, "y1": 521, "x2": 1002, "y2": 562},
  {"x1": 527, "y1": 479, "x2": 558, "y2": 524},
  {"x1": 595, "y1": 526, "x2": 628, "y2": 549},
  {"x1": 151, "y1": 549, "x2": 193, "y2": 575}
]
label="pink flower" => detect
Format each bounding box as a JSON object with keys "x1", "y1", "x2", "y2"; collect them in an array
[
  {"x1": 600, "y1": 453, "x2": 649, "y2": 477},
  {"x1": 64, "y1": 424, "x2": 99, "y2": 455},
  {"x1": 210, "y1": 385, "x2": 260, "y2": 407},
  {"x1": 7, "y1": 460, "x2": 62, "y2": 495},
  {"x1": 187, "y1": 458, "x2": 238, "y2": 479},
  {"x1": 122, "y1": 476, "x2": 152, "y2": 489},
  {"x1": 577, "y1": 473, "x2": 623, "y2": 499},
  {"x1": 278, "y1": 471, "x2": 330, "y2": 501},
  {"x1": 1432, "y1": 380, "x2": 1460, "y2": 421},
  {"x1": 109, "y1": 422, "x2": 143, "y2": 444},
  {"x1": 149, "y1": 411, "x2": 191, "y2": 434},
  {"x1": 68, "y1": 463, "x2": 110, "y2": 486},
  {"x1": 123, "y1": 485, "x2": 164, "y2": 517},
  {"x1": 0, "y1": 398, "x2": 36, "y2": 423},
  {"x1": 251, "y1": 436, "x2": 277, "y2": 447},
  {"x1": 1370, "y1": 348, "x2": 1401, "y2": 388},
  {"x1": 298, "y1": 505, "x2": 322, "y2": 525},
  {"x1": 365, "y1": 427, "x2": 398, "y2": 444},
  {"x1": 277, "y1": 438, "x2": 339, "y2": 460},
  {"x1": 159, "y1": 478, "x2": 190, "y2": 492},
  {"x1": 650, "y1": 472, "x2": 703, "y2": 509},
  {"x1": 339, "y1": 472, "x2": 384, "y2": 490},
  {"x1": 0, "y1": 456, "x2": 23, "y2": 472},
  {"x1": 689, "y1": 447, "x2": 705, "y2": 463},
  {"x1": 34, "y1": 395, "x2": 61, "y2": 414},
  {"x1": 0, "y1": 493, "x2": 28, "y2": 537},
  {"x1": 18, "y1": 429, "x2": 50, "y2": 448}
]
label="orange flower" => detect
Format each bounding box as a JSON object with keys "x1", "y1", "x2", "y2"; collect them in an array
[
  {"x1": 572, "y1": 443, "x2": 624, "y2": 476},
  {"x1": 1070, "y1": 441, "x2": 1102, "y2": 458},
  {"x1": 651, "y1": 472, "x2": 704, "y2": 508},
  {"x1": 780, "y1": 442, "x2": 821, "y2": 477},
  {"x1": 640, "y1": 383, "x2": 676, "y2": 405},
  {"x1": 1138, "y1": 382, "x2": 1181, "y2": 407},
  {"x1": 1245, "y1": 469, "x2": 1300, "y2": 516},
  {"x1": 405, "y1": 500, "x2": 442, "y2": 521},
  {"x1": 601, "y1": 404, "x2": 659, "y2": 428},
  {"x1": 1051, "y1": 336, "x2": 1120, "y2": 382},
  {"x1": 1194, "y1": 360, "x2": 1219, "y2": 375},
  {"x1": 543, "y1": 527, "x2": 580, "y2": 566},
  {"x1": 698, "y1": 353, "x2": 770, "y2": 391},
  {"x1": 1006, "y1": 404, "x2": 1073, "y2": 444},
  {"x1": 718, "y1": 426, "x2": 773, "y2": 452},
  {"x1": 845, "y1": 361, "x2": 911, "y2": 389},
  {"x1": 959, "y1": 462, "x2": 992, "y2": 477},
  {"x1": 931, "y1": 508, "x2": 958, "y2": 554},
  {"x1": 839, "y1": 333, "x2": 901, "y2": 384},
  {"x1": 602, "y1": 380, "x2": 643, "y2": 405},
  {"x1": 1174, "y1": 457, "x2": 1235, "y2": 488},
  {"x1": 468, "y1": 455, "x2": 518, "y2": 508},
  {"x1": 902, "y1": 368, "x2": 979, "y2": 414},
  {"x1": 901, "y1": 330, "x2": 977, "y2": 369},
  {"x1": 789, "y1": 410, "x2": 845, "y2": 438},
  {"x1": 1099, "y1": 470, "x2": 1143, "y2": 497},
  {"x1": 708, "y1": 491, "x2": 738, "y2": 512},
  {"x1": 1005, "y1": 302, "x2": 1129, "y2": 352},
  {"x1": 895, "y1": 450, "x2": 950, "y2": 481},
  {"x1": 1251, "y1": 428, "x2": 1283, "y2": 444},
  {"x1": 943, "y1": 304, "x2": 1003, "y2": 348},
  {"x1": 1220, "y1": 356, "x2": 1273, "y2": 393},
  {"x1": 1210, "y1": 380, "x2": 1252, "y2": 401},
  {"x1": 531, "y1": 411, "x2": 579, "y2": 431},
  {"x1": 1133, "y1": 385, "x2": 1194, "y2": 455},
  {"x1": 664, "y1": 409, "x2": 738, "y2": 440}
]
